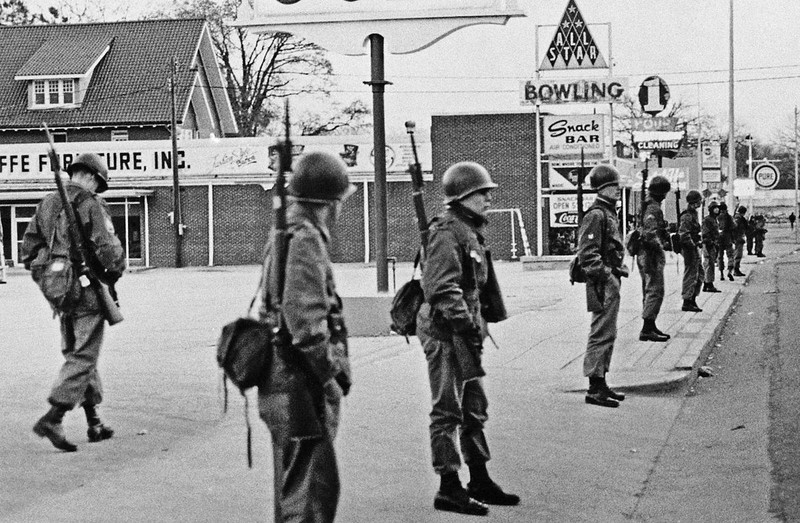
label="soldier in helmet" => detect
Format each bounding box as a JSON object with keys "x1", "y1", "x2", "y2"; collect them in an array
[
  {"x1": 678, "y1": 190, "x2": 704, "y2": 312},
  {"x1": 716, "y1": 202, "x2": 735, "y2": 281},
  {"x1": 732, "y1": 206, "x2": 748, "y2": 276},
  {"x1": 256, "y1": 151, "x2": 354, "y2": 523},
  {"x1": 21, "y1": 153, "x2": 125, "y2": 452},
  {"x1": 701, "y1": 200, "x2": 722, "y2": 292},
  {"x1": 637, "y1": 175, "x2": 671, "y2": 342},
  {"x1": 417, "y1": 161, "x2": 518, "y2": 516},
  {"x1": 576, "y1": 165, "x2": 629, "y2": 408}
]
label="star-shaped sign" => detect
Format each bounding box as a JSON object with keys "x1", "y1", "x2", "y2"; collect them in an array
[{"x1": 540, "y1": 0, "x2": 608, "y2": 70}]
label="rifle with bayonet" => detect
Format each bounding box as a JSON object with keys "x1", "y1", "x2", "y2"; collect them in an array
[
  {"x1": 44, "y1": 124, "x2": 123, "y2": 326},
  {"x1": 269, "y1": 101, "x2": 326, "y2": 425}
]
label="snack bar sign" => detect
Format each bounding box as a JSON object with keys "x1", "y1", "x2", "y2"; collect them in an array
[{"x1": 543, "y1": 115, "x2": 604, "y2": 158}]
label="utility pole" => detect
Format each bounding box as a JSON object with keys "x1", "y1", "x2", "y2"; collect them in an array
[
  {"x1": 170, "y1": 55, "x2": 184, "y2": 268},
  {"x1": 795, "y1": 106, "x2": 798, "y2": 241},
  {"x1": 727, "y1": 0, "x2": 736, "y2": 209}
]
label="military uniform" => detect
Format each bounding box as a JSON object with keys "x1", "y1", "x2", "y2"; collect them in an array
[
  {"x1": 257, "y1": 203, "x2": 351, "y2": 523},
  {"x1": 22, "y1": 181, "x2": 125, "y2": 449},
  {"x1": 637, "y1": 196, "x2": 669, "y2": 323},
  {"x1": 679, "y1": 207, "x2": 704, "y2": 301},
  {"x1": 577, "y1": 196, "x2": 625, "y2": 378},
  {"x1": 417, "y1": 203, "x2": 493, "y2": 478},
  {"x1": 701, "y1": 212, "x2": 720, "y2": 284},
  {"x1": 754, "y1": 215, "x2": 767, "y2": 257},
  {"x1": 716, "y1": 208, "x2": 735, "y2": 277},
  {"x1": 732, "y1": 210, "x2": 748, "y2": 274}
]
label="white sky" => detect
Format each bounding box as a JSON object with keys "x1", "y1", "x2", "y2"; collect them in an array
[{"x1": 25, "y1": 0, "x2": 800, "y2": 142}]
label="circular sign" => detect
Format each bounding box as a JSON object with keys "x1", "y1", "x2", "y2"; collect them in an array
[
  {"x1": 753, "y1": 163, "x2": 780, "y2": 189},
  {"x1": 638, "y1": 76, "x2": 670, "y2": 116}
]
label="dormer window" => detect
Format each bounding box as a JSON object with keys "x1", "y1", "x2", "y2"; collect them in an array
[{"x1": 32, "y1": 79, "x2": 77, "y2": 108}]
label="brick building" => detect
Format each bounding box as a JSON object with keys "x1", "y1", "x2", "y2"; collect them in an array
[{"x1": 0, "y1": 18, "x2": 238, "y2": 267}]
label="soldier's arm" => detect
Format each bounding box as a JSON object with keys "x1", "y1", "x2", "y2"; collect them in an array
[
  {"x1": 421, "y1": 228, "x2": 474, "y2": 333},
  {"x1": 76, "y1": 198, "x2": 125, "y2": 277},
  {"x1": 20, "y1": 212, "x2": 45, "y2": 270},
  {"x1": 641, "y1": 204, "x2": 665, "y2": 247},
  {"x1": 678, "y1": 212, "x2": 694, "y2": 247},
  {"x1": 282, "y1": 228, "x2": 333, "y2": 385}
]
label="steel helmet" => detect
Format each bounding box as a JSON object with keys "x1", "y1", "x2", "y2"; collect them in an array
[
  {"x1": 67, "y1": 153, "x2": 109, "y2": 193},
  {"x1": 589, "y1": 164, "x2": 619, "y2": 190},
  {"x1": 648, "y1": 175, "x2": 671, "y2": 196},
  {"x1": 686, "y1": 190, "x2": 702, "y2": 205},
  {"x1": 442, "y1": 162, "x2": 497, "y2": 204},
  {"x1": 737, "y1": 205, "x2": 747, "y2": 214},
  {"x1": 708, "y1": 200, "x2": 720, "y2": 211},
  {"x1": 288, "y1": 151, "x2": 355, "y2": 202},
  {"x1": 718, "y1": 202, "x2": 728, "y2": 211}
]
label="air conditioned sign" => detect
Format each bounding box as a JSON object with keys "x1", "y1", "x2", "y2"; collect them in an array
[
  {"x1": 521, "y1": 77, "x2": 627, "y2": 104},
  {"x1": 543, "y1": 115, "x2": 604, "y2": 158}
]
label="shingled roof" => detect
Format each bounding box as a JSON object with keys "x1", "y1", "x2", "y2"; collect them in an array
[{"x1": 0, "y1": 19, "x2": 207, "y2": 129}]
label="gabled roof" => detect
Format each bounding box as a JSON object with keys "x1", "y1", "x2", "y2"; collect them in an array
[
  {"x1": 0, "y1": 19, "x2": 208, "y2": 129},
  {"x1": 15, "y1": 35, "x2": 113, "y2": 78}
]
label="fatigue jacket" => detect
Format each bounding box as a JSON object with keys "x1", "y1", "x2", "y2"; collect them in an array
[
  {"x1": 577, "y1": 196, "x2": 624, "y2": 312},
  {"x1": 678, "y1": 208, "x2": 702, "y2": 250},
  {"x1": 417, "y1": 203, "x2": 489, "y2": 341},
  {"x1": 701, "y1": 214, "x2": 720, "y2": 247},
  {"x1": 21, "y1": 182, "x2": 125, "y2": 282},
  {"x1": 258, "y1": 204, "x2": 351, "y2": 393},
  {"x1": 640, "y1": 196, "x2": 669, "y2": 252},
  {"x1": 733, "y1": 214, "x2": 748, "y2": 244},
  {"x1": 717, "y1": 212, "x2": 735, "y2": 247}
]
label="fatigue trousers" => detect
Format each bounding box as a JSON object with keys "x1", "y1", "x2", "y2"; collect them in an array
[
  {"x1": 264, "y1": 381, "x2": 342, "y2": 523},
  {"x1": 637, "y1": 250, "x2": 665, "y2": 321},
  {"x1": 584, "y1": 274, "x2": 621, "y2": 378},
  {"x1": 419, "y1": 331, "x2": 491, "y2": 475},
  {"x1": 733, "y1": 241, "x2": 745, "y2": 270},
  {"x1": 755, "y1": 236, "x2": 765, "y2": 255},
  {"x1": 49, "y1": 290, "x2": 104, "y2": 409},
  {"x1": 703, "y1": 245, "x2": 718, "y2": 283},
  {"x1": 717, "y1": 243, "x2": 735, "y2": 273},
  {"x1": 681, "y1": 246, "x2": 704, "y2": 300},
  {"x1": 746, "y1": 234, "x2": 754, "y2": 254}
]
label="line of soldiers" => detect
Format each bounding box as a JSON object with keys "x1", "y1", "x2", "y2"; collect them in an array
[
  {"x1": 575, "y1": 164, "x2": 768, "y2": 409},
  {"x1": 22, "y1": 151, "x2": 520, "y2": 521}
]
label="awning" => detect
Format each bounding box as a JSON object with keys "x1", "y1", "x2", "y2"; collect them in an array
[{"x1": 0, "y1": 189, "x2": 154, "y2": 201}]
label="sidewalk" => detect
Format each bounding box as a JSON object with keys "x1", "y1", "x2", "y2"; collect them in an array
[{"x1": 1, "y1": 227, "x2": 795, "y2": 522}]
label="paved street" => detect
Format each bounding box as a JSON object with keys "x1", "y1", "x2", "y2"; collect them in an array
[{"x1": 1, "y1": 227, "x2": 794, "y2": 522}]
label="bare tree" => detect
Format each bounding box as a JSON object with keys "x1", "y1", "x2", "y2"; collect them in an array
[
  {"x1": 156, "y1": 0, "x2": 368, "y2": 137},
  {"x1": 0, "y1": 0, "x2": 65, "y2": 24}
]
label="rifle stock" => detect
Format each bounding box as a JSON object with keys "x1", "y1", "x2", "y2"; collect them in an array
[{"x1": 44, "y1": 123, "x2": 123, "y2": 326}]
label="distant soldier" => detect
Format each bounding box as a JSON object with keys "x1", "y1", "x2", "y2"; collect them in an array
[
  {"x1": 701, "y1": 201, "x2": 722, "y2": 293},
  {"x1": 754, "y1": 214, "x2": 768, "y2": 257},
  {"x1": 716, "y1": 202, "x2": 735, "y2": 281},
  {"x1": 678, "y1": 190, "x2": 704, "y2": 312},
  {"x1": 637, "y1": 175, "x2": 671, "y2": 342},
  {"x1": 746, "y1": 215, "x2": 756, "y2": 255},
  {"x1": 256, "y1": 151, "x2": 354, "y2": 523},
  {"x1": 576, "y1": 165, "x2": 629, "y2": 408},
  {"x1": 417, "y1": 162, "x2": 519, "y2": 516},
  {"x1": 789, "y1": 212, "x2": 796, "y2": 230},
  {"x1": 21, "y1": 153, "x2": 125, "y2": 452},
  {"x1": 732, "y1": 206, "x2": 748, "y2": 276}
]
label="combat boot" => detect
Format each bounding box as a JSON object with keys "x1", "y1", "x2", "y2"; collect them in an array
[
  {"x1": 727, "y1": 271, "x2": 734, "y2": 281},
  {"x1": 682, "y1": 299, "x2": 702, "y2": 312},
  {"x1": 734, "y1": 268, "x2": 746, "y2": 277},
  {"x1": 466, "y1": 464, "x2": 520, "y2": 506},
  {"x1": 585, "y1": 377, "x2": 619, "y2": 408},
  {"x1": 84, "y1": 404, "x2": 114, "y2": 442},
  {"x1": 639, "y1": 319, "x2": 669, "y2": 342},
  {"x1": 33, "y1": 405, "x2": 77, "y2": 452},
  {"x1": 703, "y1": 283, "x2": 721, "y2": 293},
  {"x1": 434, "y1": 472, "x2": 488, "y2": 516},
  {"x1": 600, "y1": 376, "x2": 625, "y2": 402}
]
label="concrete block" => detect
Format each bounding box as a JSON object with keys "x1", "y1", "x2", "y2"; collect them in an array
[{"x1": 521, "y1": 255, "x2": 571, "y2": 271}]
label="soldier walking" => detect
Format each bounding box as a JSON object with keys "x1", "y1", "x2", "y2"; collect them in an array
[
  {"x1": 716, "y1": 202, "x2": 735, "y2": 281},
  {"x1": 576, "y1": 165, "x2": 629, "y2": 408},
  {"x1": 637, "y1": 176, "x2": 671, "y2": 342},
  {"x1": 701, "y1": 201, "x2": 722, "y2": 293},
  {"x1": 732, "y1": 206, "x2": 748, "y2": 276},
  {"x1": 678, "y1": 190, "x2": 704, "y2": 312},
  {"x1": 416, "y1": 162, "x2": 519, "y2": 516},
  {"x1": 256, "y1": 151, "x2": 354, "y2": 523},
  {"x1": 21, "y1": 153, "x2": 125, "y2": 452}
]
